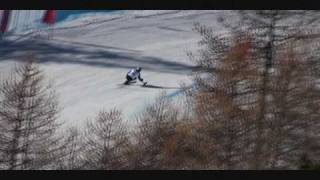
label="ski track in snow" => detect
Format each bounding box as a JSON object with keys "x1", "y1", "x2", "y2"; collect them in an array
[{"x1": 0, "y1": 10, "x2": 234, "y2": 129}]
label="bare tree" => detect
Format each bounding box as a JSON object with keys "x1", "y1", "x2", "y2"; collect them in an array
[
  {"x1": 0, "y1": 58, "x2": 63, "y2": 170},
  {"x1": 82, "y1": 109, "x2": 129, "y2": 170},
  {"x1": 266, "y1": 46, "x2": 320, "y2": 168},
  {"x1": 55, "y1": 127, "x2": 86, "y2": 170},
  {"x1": 130, "y1": 92, "x2": 207, "y2": 169},
  {"x1": 188, "y1": 20, "x2": 320, "y2": 169},
  {"x1": 129, "y1": 93, "x2": 179, "y2": 169},
  {"x1": 188, "y1": 34, "x2": 259, "y2": 169},
  {"x1": 220, "y1": 11, "x2": 320, "y2": 168}
]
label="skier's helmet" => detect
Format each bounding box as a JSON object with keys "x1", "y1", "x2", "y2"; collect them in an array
[{"x1": 136, "y1": 67, "x2": 142, "y2": 72}]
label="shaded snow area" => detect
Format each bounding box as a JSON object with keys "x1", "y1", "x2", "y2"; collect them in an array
[{"x1": 0, "y1": 10, "x2": 234, "y2": 129}]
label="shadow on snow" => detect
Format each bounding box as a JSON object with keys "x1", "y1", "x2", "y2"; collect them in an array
[{"x1": 0, "y1": 38, "x2": 196, "y2": 75}]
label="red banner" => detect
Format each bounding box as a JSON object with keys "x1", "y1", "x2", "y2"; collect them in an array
[
  {"x1": 0, "y1": 10, "x2": 11, "y2": 33},
  {"x1": 42, "y1": 10, "x2": 56, "y2": 25}
]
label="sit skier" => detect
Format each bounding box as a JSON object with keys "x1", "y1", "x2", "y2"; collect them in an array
[{"x1": 124, "y1": 67, "x2": 147, "y2": 86}]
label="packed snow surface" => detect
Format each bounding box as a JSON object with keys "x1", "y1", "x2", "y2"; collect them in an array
[{"x1": 0, "y1": 10, "x2": 233, "y2": 128}]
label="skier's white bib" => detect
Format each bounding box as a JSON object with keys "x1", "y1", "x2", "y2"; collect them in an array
[{"x1": 127, "y1": 69, "x2": 139, "y2": 79}]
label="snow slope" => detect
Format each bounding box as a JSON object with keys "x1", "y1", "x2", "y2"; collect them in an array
[{"x1": 0, "y1": 10, "x2": 233, "y2": 129}]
